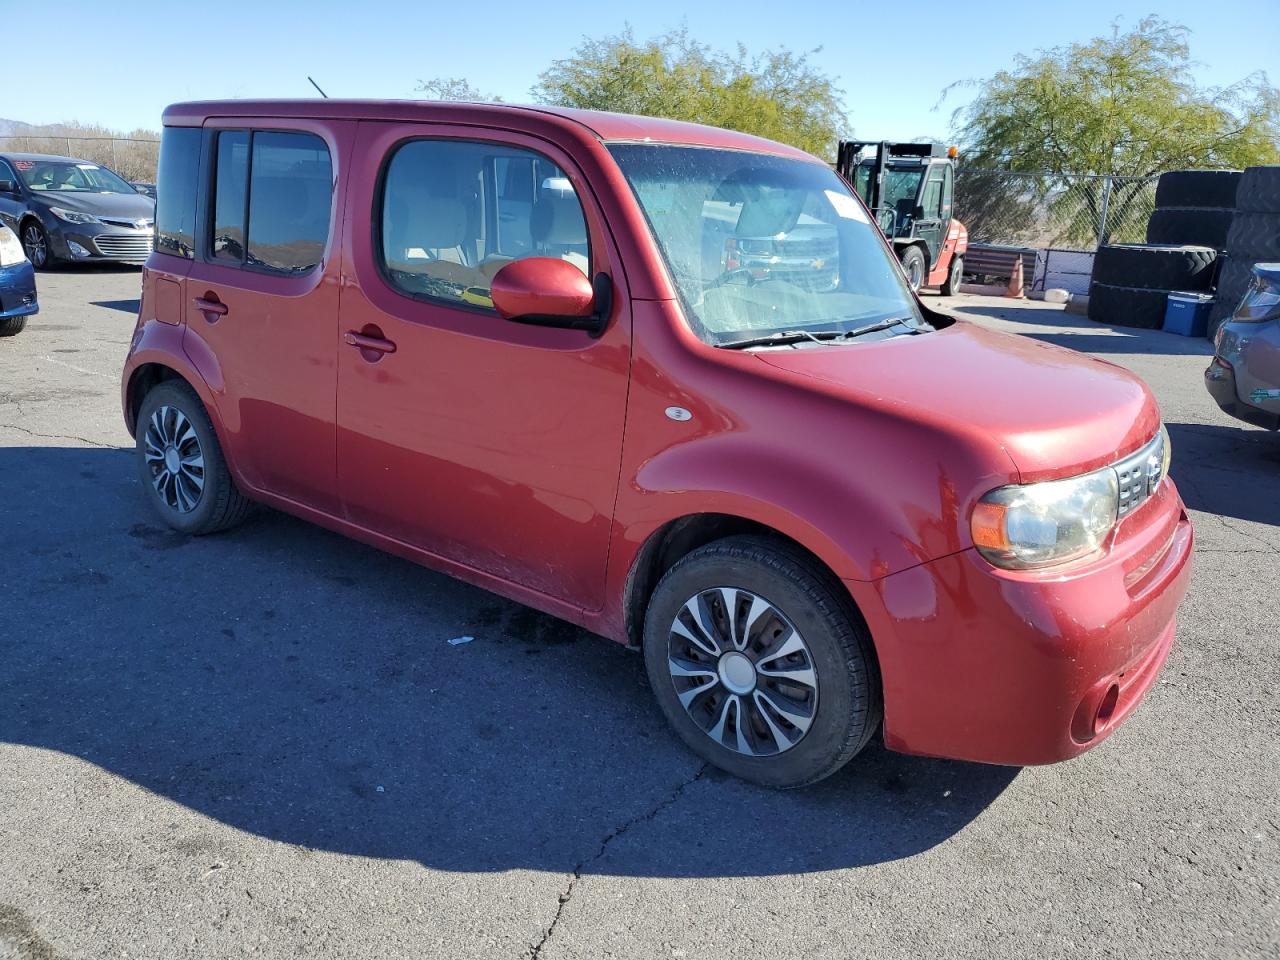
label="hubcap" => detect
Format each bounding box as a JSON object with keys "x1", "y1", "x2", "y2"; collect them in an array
[
  {"x1": 143, "y1": 405, "x2": 205, "y2": 514},
  {"x1": 22, "y1": 225, "x2": 46, "y2": 267},
  {"x1": 666, "y1": 587, "x2": 819, "y2": 757}
]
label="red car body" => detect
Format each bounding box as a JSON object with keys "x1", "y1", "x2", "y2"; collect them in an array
[{"x1": 123, "y1": 100, "x2": 1192, "y2": 766}]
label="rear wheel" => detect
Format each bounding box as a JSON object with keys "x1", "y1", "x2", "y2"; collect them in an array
[
  {"x1": 899, "y1": 246, "x2": 926, "y2": 291},
  {"x1": 642, "y1": 535, "x2": 881, "y2": 788},
  {"x1": 940, "y1": 254, "x2": 963, "y2": 296},
  {"x1": 135, "y1": 380, "x2": 252, "y2": 535}
]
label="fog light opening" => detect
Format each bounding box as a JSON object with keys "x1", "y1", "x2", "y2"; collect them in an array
[
  {"x1": 67, "y1": 241, "x2": 92, "y2": 259},
  {"x1": 1094, "y1": 683, "x2": 1121, "y2": 735}
]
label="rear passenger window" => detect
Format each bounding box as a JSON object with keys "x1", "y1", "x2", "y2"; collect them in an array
[
  {"x1": 156, "y1": 127, "x2": 200, "y2": 258},
  {"x1": 379, "y1": 140, "x2": 590, "y2": 310},
  {"x1": 208, "y1": 130, "x2": 332, "y2": 274}
]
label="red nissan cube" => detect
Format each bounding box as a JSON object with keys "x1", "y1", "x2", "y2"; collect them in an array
[{"x1": 122, "y1": 100, "x2": 1192, "y2": 787}]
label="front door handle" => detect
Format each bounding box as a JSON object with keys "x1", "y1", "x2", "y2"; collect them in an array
[
  {"x1": 193, "y1": 295, "x2": 228, "y2": 318},
  {"x1": 344, "y1": 330, "x2": 397, "y2": 356}
]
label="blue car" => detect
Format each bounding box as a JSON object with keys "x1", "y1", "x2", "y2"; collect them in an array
[{"x1": 0, "y1": 222, "x2": 38, "y2": 335}]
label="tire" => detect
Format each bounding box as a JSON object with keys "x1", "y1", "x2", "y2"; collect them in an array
[
  {"x1": 642, "y1": 535, "x2": 881, "y2": 789},
  {"x1": 1091, "y1": 243, "x2": 1218, "y2": 291},
  {"x1": 1224, "y1": 212, "x2": 1280, "y2": 261},
  {"x1": 898, "y1": 245, "x2": 926, "y2": 291},
  {"x1": 1154, "y1": 170, "x2": 1242, "y2": 210},
  {"x1": 940, "y1": 254, "x2": 963, "y2": 296},
  {"x1": 20, "y1": 219, "x2": 56, "y2": 271},
  {"x1": 1236, "y1": 165, "x2": 1280, "y2": 214},
  {"x1": 1087, "y1": 281, "x2": 1171, "y2": 329},
  {"x1": 0, "y1": 315, "x2": 27, "y2": 336},
  {"x1": 135, "y1": 380, "x2": 253, "y2": 535},
  {"x1": 1145, "y1": 207, "x2": 1235, "y2": 249}
]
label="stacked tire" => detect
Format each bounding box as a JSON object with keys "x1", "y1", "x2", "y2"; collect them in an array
[
  {"x1": 1088, "y1": 243, "x2": 1218, "y2": 328},
  {"x1": 1089, "y1": 169, "x2": 1238, "y2": 329},
  {"x1": 1211, "y1": 165, "x2": 1280, "y2": 334},
  {"x1": 1145, "y1": 170, "x2": 1241, "y2": 248}
]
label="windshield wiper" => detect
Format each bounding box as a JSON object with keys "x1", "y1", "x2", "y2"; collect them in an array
[
  {"x1": 717, "y1": 329, "x2": 853, "y2": 350},
  {"x1": 716, "y1": 318, "x2": 922, "y2": 350}
]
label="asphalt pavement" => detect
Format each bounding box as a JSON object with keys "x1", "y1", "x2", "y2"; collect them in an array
[{"x1": 1, "y1": 268, "x2": 1276, "y2": 959}]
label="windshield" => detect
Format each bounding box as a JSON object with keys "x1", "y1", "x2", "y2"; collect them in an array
[
  {"x1": 13, "y1": 159, "x2": 136, "y2": 194},
  {"x1": 609, "y1": 144, "x2": 923, "y2": 346},
  {"x1": 852, "y1": 165, "x2": 925, "y2": 209}
]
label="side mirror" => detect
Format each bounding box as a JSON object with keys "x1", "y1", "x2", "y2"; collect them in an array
[
  {"x1": 0, "y1": 180, "x2": 16, "y2": 194},
  {"x1": 912, "y1": 204, "x2": 926, "y2": 221},
  {"x1": 491, "y1": 257, "x2": 612, "y2": 338}
]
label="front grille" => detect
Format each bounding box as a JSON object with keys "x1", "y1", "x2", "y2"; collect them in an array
[
  {"x1": 93, "y1": 234, "x2": 154, "y2": 261},
  {"x1": 778, "y1": 236, "x2": 838, "y2": 258},
  {"x1": 99, "y1": 217, "x2": 153, "y2": 230},
  {"x1": 1114, "y1": 431, "x2": 1166, "y2": 518}
]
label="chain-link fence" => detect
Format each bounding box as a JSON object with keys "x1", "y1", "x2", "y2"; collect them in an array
[
  {"x1": 0, "y1": 136, "x2": 160, "y2": 184},
  {"x1": 955, "y1": 170, "x2": 1159, "y2": 251}
]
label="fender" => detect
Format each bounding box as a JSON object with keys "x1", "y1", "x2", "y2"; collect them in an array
[
  {"x1": 122, "y1": 318, "x2": 246, "y2": 487},
  {"x1": 594, "y1": 299, "x2": 1019, "y2": 643}
]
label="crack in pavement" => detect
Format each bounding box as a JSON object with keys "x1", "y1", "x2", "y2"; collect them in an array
[
  {"x1": 527, "y1": 764, "x2": 709, "y2": 959},
  {"x1": 0, "y1": 422, "x2": 120, "y2": 449}
]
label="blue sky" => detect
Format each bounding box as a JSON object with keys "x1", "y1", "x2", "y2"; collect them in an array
[{"x1": 4, "y1": 0, "x2": 1275, "y2": 145}]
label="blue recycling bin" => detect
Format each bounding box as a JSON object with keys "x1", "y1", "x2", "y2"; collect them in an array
[{"x1": 1163, "y1": 291, "x2": 1213, "y2": 337}]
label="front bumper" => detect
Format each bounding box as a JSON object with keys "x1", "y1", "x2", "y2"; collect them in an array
[
  {"x1": 0, "y1": 260, "x2": 39, "y2": 317},
  {"x1": 47, "y1": 218, "x2": 153, "y2": 265},
  {"x1": 849, "y1": 479, "x2": 1193, "y2": 766}
]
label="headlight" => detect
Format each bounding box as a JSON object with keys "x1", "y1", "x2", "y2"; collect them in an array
[
  {"x1": 48, "y1": 206, "x2": 101, "y2": 225},
  {"x1": 971, "y1": 429, "x2": 1172, "y2": 569},
  {"x1": 0, "y1": 226, "x2": 25, "y2": 266},
  {"x1": 971, "y1": 467, "x2": 1119, "y2": 569}
]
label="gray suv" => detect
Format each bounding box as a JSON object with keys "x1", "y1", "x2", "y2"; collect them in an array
[
  {"x1": 1206, "y1": 263, "x2": 1280, "y2": 430},
  {"x1": 0, "y1": 153, "x2": 155, "y2": 269}
]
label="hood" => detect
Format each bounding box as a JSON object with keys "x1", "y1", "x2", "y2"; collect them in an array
[
  {"x1": 31, "y1": 189, "x2": 154, "y2": 220},
  {"x1": 754, "y1": 320, "x2": 1160, "y2": 482}
]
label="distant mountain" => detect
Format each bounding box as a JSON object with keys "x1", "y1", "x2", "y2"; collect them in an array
[{"x1": 0, "y1": 119, "x2": 34, "y2": 137}]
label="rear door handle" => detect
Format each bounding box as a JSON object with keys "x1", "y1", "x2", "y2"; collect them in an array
[
  {"x1": 193, "y1": 296, "x2": 228, "y2": 317},
  {"x1": 344, "y1": 331, "x2": 397, "y2": 354}
]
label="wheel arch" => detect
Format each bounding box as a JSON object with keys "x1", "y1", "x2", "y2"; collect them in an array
[
  {"x1": 125, "y1": 361, "x2": 185, "y2": 434},
  {"x1": 621, "y1": 512, "x2": 876, "y2": 658}
]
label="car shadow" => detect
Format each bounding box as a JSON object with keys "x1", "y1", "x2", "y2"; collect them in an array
[
  {"x1": 0, "y1": 445, "x2": 1016, "y2": 878},
  {"x1": 90, "y1": 298, "x2": 140, "y2": 313},
  {"x1": 53, "y1": 262, "x2": 142, "y2": 274},
  {"x1": 955, "y1": 303, "x2": 1214, "y2": 357},
  {"x1": 1166, "y1": 421, "x2": 1280, "y2": 528}
]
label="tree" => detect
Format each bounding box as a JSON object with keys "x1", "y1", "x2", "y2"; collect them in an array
[
  {"x1": 948, "y1": 17, "x2": 1280, "y2": 245},
  {"x1": 414, "y1": 77, "x2": 502, "y2": 103},
  {"x1": 951, "y1": 17, "x2": 1279, "y2": 175},
  {"x1": 531, "y1": 28, "x2": 848, "y2": 157}
]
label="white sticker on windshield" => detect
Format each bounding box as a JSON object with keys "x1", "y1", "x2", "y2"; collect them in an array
[
  {"x1": 825, "y1": 189, "x2": 869, "y2": 224},
  {"x1": 76, "y1": 164, "x2": 99, "y2": 170}
]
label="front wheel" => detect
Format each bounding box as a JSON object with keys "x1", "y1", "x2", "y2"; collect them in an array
[
  {"x1": 898, "y1": 246, "x2": 926, "y2": 292},
  {"x1": 941, "y1": 254, "x2": 963, "y2": 296},
  {"x1": 642, "y1": 536, "x2": 881, "y2": 788},
  {"x1": 20, "y1": 220, "x2": 55, "y2": 271},
  {"x1": 0, "y1": 315, "x2": 27, "y2": 336}
]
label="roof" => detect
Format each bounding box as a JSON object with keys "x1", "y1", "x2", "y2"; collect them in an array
[
  {"x1": 0, "y1": 152, "x2": 90, "y2": 163},
  {"x1": 160, "y1": 99, "x2": 818, "y2": 161}
]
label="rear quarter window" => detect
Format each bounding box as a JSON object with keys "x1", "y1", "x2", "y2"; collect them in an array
[
  {"x1": 156, "y1": 127, "x2": 200, "y2": 258},
  {"x1": 207, "y1": 129, "x2": 332, "y2": 274}
]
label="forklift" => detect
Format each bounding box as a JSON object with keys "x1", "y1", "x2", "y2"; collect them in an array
[{"x1": 835, "y1": 141, "x2": 968, "y2": 295}]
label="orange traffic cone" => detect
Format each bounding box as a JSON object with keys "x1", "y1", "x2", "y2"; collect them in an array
[{"x1": 1005, "y1": 258, "x2": 1025, "y2": 299}]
